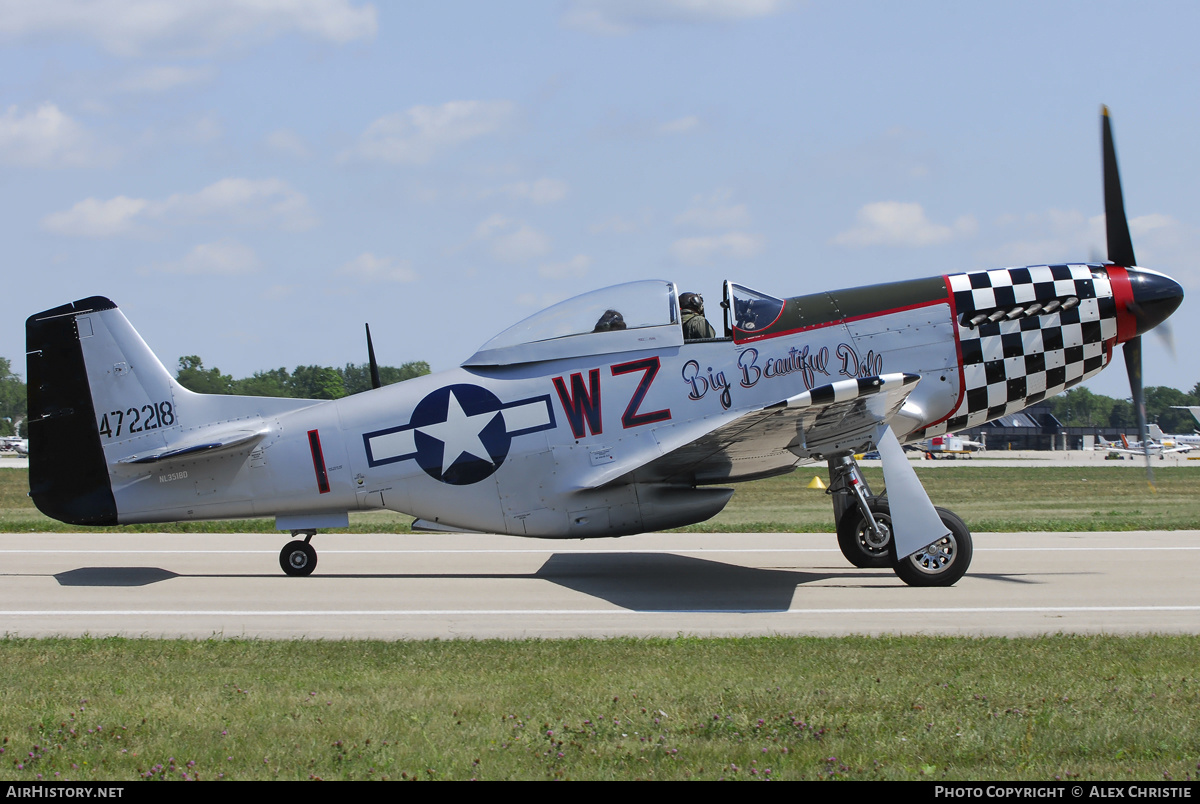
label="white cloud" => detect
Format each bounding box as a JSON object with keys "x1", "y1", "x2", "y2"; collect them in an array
[
  {"x1": 337, "y1": 252, "x2": 418, "y2": 283},
  {"x1": 563, "y1": 0, "x2": 788, "y2": 34},
  {"x1": 539, "y1": 254, "x2": 591, "y2": 279},
  {"x1": 0, "y1": 103, "x2": 94, "y2": 167},
  {"x1": 675, "y1": 190, "x2": 751, "y2": 229},
  {"x1": 41, "y1": 177, "x2": 316, "y2": 237},
  {"x1": 1130, "y1": 213, "x2": 1177, "y2": 240},
  {"x1": 670, "y1": 232, "x2": 764, "y2": 265},
  {"x1": 42, "y1": 196, "x2": 149, "y2": 237},
  {"x1": 115, "y1": 65, "x2": 216, "y2": 93},
  {"x1": 340, "y1": 100, "x2": 516, "y2": 166},
  {"x1": 159, "y1": 178, "x2": 315, "y2": 229},
  {"x1": 150, "y1": 240, "x2": 260, "y2": 275},
  {"x1": 983, "y1": 209, "x2": 1196, "y2": 275},
  {"x1": 658, "y1": 115, "x2": 700, "y2": 135},
  {"x1": 265, "y1": 129, "x2": 311, "y2": 159},
  {"x1": 0, "y1": 0, "x2": 377, "y2": 57},
  {"x1": 832, "y1": 201, "x2": 977, "y2": 248},
  {"x1": 981, "y1": 209, "x2": 1102, "y2": 267},
  {"x1": 474, "y1": 214, "x2": 551, "y2": 263}
]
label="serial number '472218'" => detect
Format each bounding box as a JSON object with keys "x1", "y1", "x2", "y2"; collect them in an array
[{"x1": 98, "y1": 401, "x2": 175, "y2": 439}]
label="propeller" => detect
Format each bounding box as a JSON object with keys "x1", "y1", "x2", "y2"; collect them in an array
[
  {"x1": 1103, "y1": 106, "x2": 1153, "y2": 485},
  {"x1": 365, "y1": 323, "x2": 382, "y2": 390}
]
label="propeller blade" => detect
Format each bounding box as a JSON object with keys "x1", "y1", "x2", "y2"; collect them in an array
[
  {"x1": 1102, "y1": 105, "x2": 1137, "y2": 267},
  {"x1": 1123, "y1": 336, "x2": 1154, "y2": 487},
  {"x1": 1156, "y1": 320, "x2": 1176, "y2": 361},
  {"x1": 366, "y1": 323, "x2": 382, "y2": 390}
]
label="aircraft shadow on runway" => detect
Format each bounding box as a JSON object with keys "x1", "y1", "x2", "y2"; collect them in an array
[
  {"x1": 49, "y1": 554, "x2": 1045, "y2": 607},
  {"x1": 49, "y1": 555, "x2": 826, "y2": 610},
  {"x1": 55, "y1": 567, "x2": 179, "y2": 587},
  {"x1": 535, "y1": 552, "x2": 823, "y2": 612}
]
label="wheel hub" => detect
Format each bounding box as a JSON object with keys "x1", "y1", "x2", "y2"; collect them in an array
[
  {"x1": 908, "y1": 534, "x2": 956, "y2": 574},
  {"x1": 863, "y1": 520, "x2": 891, "y2": 551}
]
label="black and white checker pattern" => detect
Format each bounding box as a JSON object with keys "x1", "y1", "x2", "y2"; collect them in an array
[{"x1": 921, "y1": 264, "x2": 1116, "y2": 436}]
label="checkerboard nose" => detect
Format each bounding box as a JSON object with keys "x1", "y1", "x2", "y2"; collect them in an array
[{"x1": 1126, "y1": 268, "x2": 1184, "y2": 338}]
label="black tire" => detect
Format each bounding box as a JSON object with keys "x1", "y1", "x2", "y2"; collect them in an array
[
  {"x1": 836, "y1": 497, "x2": 893, "y2": 568},
  {"x1": 280, "y1": 540, "x2": 317, "y2": 577},
  {"x1": 892, "y1": 507, "x2": 972, "y2": 587}
]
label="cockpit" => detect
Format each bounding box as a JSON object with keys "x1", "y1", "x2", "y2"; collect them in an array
[
  {"x1": 463, "y1": 280, "x2": 684, "y2": 366},
  {"x1": 461, "y1": 279, "x2": 786, "y2": 367}
]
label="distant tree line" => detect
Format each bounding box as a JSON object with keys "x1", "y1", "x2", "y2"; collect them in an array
[
  {"x1": 174, "y1": 356, "x2": 431, "y2": 399},
  {"x1": 0, "y1": 357, "x2": 26, "y2": 437},
  {"x1": 1041, "y1": 385, "x2": 1200, "y2": 434}
]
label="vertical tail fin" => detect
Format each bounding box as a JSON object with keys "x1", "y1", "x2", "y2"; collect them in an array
[{"x1": 26, "y1": 297, "x2": 181, "y2": 524}]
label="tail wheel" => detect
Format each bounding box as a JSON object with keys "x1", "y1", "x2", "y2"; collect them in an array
[
  {"x1": 892, "y1": 507, "x2": 972, "y2": 587},
  {"x1": 280, "y1": 540, "x2": 317, "y2": 577},
  {"x1": 836, "y1": 497, "x2": 892, "y2": 568}
]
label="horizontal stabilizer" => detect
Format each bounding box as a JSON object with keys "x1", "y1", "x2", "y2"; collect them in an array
[
  {"x1": 411, "y1": 518, "x2": 486, "y2": 533},
  {"x1": 116, "y1": 426, "x2": 269, "y2": 465}
]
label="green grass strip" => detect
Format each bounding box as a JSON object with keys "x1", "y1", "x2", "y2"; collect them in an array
[{"x1": 0, "y1": 636, "x2": 1197, "y2": 781}]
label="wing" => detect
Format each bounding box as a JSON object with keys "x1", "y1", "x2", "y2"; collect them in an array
[{"x1": 582, "y1": 372, "x2": 921, "y2": 489}]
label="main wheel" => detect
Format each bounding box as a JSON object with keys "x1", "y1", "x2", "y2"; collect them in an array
[
  {"x1": 280, "y1": 540, "x2": 317, "y2": 577},
  {"x1": 836, "y1": 497, "x2": 892, "y2": 568},
  {"x1": 892, "y1": 507, "x2": 972, "y2": 587}
]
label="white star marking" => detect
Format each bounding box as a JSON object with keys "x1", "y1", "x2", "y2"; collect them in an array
[{"x1": 416, "y1": 390, "x2": 499, "y2": 475}]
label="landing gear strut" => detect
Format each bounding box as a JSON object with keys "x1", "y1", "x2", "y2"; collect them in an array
[
  {"x1": 828, "y1": 455, "x2": 890, "y2": 568},
  {"x1": 280, "y1": 530, "x2": 318, "y2": 577},
  {"x1": 826, "y1": 452, "x2": 973, "y2": 586}
]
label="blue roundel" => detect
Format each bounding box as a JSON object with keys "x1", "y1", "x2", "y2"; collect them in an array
[{"x1": 410, "y1": 384, "x2": 510, "y2": 485}]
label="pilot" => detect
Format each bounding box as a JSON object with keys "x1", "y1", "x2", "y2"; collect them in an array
[
  {"x1": 593, "y1": 309, "x2": 626, "y2": 332},
  {"x1": 680, "y1": 292, "x2": 716, "y2": 340}
]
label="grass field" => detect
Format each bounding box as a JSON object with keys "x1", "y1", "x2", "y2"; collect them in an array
[
  {"x1": 2, "y1": 465, "x2": 1198, "y2": 533},
  {"x1": 0, "y1": 636, "x2": 1197, "y2": 782}
]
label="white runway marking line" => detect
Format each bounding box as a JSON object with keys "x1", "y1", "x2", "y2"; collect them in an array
[
  {"x1": 4, "y1": 546, "x2": 1200, "y2": 555},
  {"x1": 4, "y1": 606, "x2": 1200, "y2": 617}
]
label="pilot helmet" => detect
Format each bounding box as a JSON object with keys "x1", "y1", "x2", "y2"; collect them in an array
[
  {"x1": 680, "y1": 292, "x2": 704, "y2": 314},
  {"x1": 594, "y1": 309, "x2": 626, "y2": 332}
]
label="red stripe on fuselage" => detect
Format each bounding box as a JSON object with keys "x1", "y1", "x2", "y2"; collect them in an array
[{"x1": 935, "y1": 276, "x2": 969, "y2": 431}]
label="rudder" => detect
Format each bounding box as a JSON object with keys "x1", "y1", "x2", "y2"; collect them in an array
[{"x1": 26, "y1": 297, "x2": 121, "y2": 524}]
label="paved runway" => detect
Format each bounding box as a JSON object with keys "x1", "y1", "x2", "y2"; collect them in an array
[{"x1": 2, "y1": 530, "x2": 1198, "y2": 639}]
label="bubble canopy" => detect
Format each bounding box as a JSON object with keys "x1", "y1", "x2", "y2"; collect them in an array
[{"x1": 463, "y1": 280, "x2": 684, "y2": 366}]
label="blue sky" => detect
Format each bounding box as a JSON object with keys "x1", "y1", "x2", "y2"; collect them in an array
[{"x1": 2, "y1": 0, "x2": 1197, "y2": 399}]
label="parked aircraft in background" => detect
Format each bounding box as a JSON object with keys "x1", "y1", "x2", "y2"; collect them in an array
[
  {"x1": 25, "y1": 109, "x2": 1183, "y2": 587},
  {"x1": 1146, "y1": 424, "x2": 1199, "y2": 452},
  {"x1": 1097, "y1": 431, "x2": 1191, "y2": 456},
  {"x1": 910, "y1": 433, "x2": 985, "y2": 459}
]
